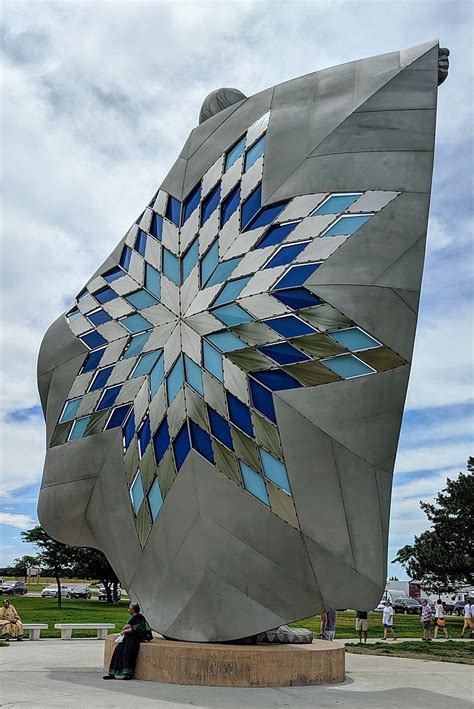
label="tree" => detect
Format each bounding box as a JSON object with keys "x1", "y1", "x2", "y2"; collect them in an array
[
  {"x1": 21, "y1": 525, "x2": 122, "y2": 605},
  {"x1": 393, "y1": 457, "x2": 474, "y2": 593},
  {"x1": 21, "y1": 527, "x2": 76, "y2": 608},
  {"x1": 0, "y1": 565, "x2": 16, "y2": 577},
  {"x1": 10, "y1": 555, "x2": 40, "y2": 582},
  {"x1": 71, "y1": 548, "x2": 121, "y2": 604}
]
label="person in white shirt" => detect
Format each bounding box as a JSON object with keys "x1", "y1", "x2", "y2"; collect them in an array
[
  {"x1": 433, "y1": 599, "x2": 449, "y2": 639},
  {"x1": 382, "y1": 600, "x2": 397, "y2": 640},
  {"x1": 461, "y1": 601, "x2": 472, "y2": 639}
]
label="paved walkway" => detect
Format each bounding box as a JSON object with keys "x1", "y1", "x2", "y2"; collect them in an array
[{"x1": 0, "y1": 639, "x2": 472, "y2": 708}]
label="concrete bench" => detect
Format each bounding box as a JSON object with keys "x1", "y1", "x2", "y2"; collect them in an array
[
  {"x1": 23, "y1": 624, "x2": 48, "y2": 640},
  {"x1": 54, "y1": 623, "x2": 115, "y2": 640}
]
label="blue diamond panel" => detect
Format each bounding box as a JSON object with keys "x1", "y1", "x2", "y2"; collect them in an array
[
  {"x1": 221, "y1": 184, "x2": 241, "y2": 226},
  {"x1": 69, "y1": 417, "x2": 90, "y2": 441},
  {"x1": 312, "y1": 193, "x2": 362, "y2": 215},
  {"x1": 154, "y1": 418, "x2": 170, "y2": 463},
  {"x1": 225, "y1": 136, "x2": 245, "y2": 171},
  {"x1": 104, "y1": 267, "x2": 124, "y2": 283},
  {"x1": 173, "y1": 424, "x2": 191, "y2": 470},
  {"x1": 323, "y1": 214, "x2": 373, "y2": 236},
  {"x1": 244, "y1": 135, "x2": 265, "y2": 172},
  {"x1": 130, "y1": 473, "x2": 145, "y2": 514},
  {"x1": 256, "y1": 221, "x2": 300, "y2": 249},
  {"x1": 183, "y1": 183, "x2": 201, "y2": 223},
  {"x1": 201, "y1": 184, "x2": 220, "y2": 225},
  {"x1": 148, "y1": 478, "x2": 163, "y2": 520},
  {"x1": 88, "y1": 309, "x2": 112, "y2": 326},
  {"x1": 322, "y1": 354, "x2": 375, "y2": 378},
  {"x1": 227, "y1": 393, "x2": 253, "y2": 437},
  {"x1": 190, "y1": 421, "x2": 214, "y2": 463},
  {"x1": 123, "y1": 411, "x2": 135, "y2": 451},
  {"x1": 166, "y1": 196, "x2": 181, "y2": 226},
  {"x1": 240, "y1": 462, "x2": 269, "y2": 505},
  {"x1": 208, "y1": 408, "x2": 234, "y2": 450}
]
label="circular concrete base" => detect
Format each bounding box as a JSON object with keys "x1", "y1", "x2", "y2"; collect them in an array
[{"x1": 104, "y1": 634, "x2": 345, "y2": 687}]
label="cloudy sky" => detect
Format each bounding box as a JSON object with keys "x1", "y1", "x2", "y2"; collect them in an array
[{"x1": 1, "y1": 0, "x2": 472, "y2": 580}]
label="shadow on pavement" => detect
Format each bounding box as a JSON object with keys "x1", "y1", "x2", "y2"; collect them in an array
[{"x1": 44, "y1": 669, "x2": 474, "y2": 709}]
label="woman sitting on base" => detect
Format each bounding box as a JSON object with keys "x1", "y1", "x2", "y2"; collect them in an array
[
  {"x1": 103, "y1": 603, "x2": 151, "y2": 680},
  {"x1": 0, "y1": 599, "x2": 24, "y2": 641}
]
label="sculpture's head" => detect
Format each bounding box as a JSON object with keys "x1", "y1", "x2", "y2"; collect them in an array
[
  {"x1": 199, "y1": 87, "x2": 247, "y2": 124},
  {"x1": 38, "y1": 41, "x2": 443, "y2": 642}
]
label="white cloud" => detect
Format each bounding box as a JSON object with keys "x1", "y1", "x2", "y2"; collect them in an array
[
  {"x1": 399, "y1": 414, "x2": 473, "y2": 446},
  {"x1": 426, "y1": 212, "x2": 472, "y2": 255},
  {"x1": 405, "y1": 302, "x2": 474, "y2": 410},
  {"x1": 395, "y1": 442, "x2": 471, "y2": 474},
  {"x1": 393, "y1": 467, "x2": 461, "y2": 498},
  {"x1": 0, "y1": 512, "x2": 35, "y2": 530},
  {"x1": 0, "y1": 418, "x2": 45, "y2": 496}
]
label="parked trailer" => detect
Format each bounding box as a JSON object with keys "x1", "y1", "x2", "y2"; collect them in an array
[{"x1": 385, "y1": 580, "x2": 474, "y2": 614}]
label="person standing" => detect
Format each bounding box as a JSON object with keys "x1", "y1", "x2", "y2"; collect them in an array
[
  {"x1": 325, "y1": 608, "x2": 337, "y2": 641},
  {"x1": 355, "y1": 610, "x2": 368, "y2": 643},
  {"x1": 320, "y1": 608, "x2": 337, "y2": 641},
  {"x1": 434, "y1": 599, "x2": 449, "y2": 639},
  {"x1": 0, "y1": 599, "x2": 24, "y2": 641},
  {"x1": 461, "y1": 600, "x2": 471, "y2": 639},
  {"x1": 470, "y1": 600, "x2": 474, "y2": 639},
  {"x1": 319, "y1": 611, "x2": 327, "y2": 639},
  {"x1": 382, "y1": 600, "x2": 397, "y2": 640},
  {"x1": 421, "y1": 599, "x2": 433, "y2": 641}
]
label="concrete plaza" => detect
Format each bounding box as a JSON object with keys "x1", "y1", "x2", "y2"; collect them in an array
[{"x1": 0, "y1": 639, "x2": 473, "y2": 708}]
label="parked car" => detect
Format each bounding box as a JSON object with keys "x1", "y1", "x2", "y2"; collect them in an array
[
  {"x1": 41, "y1": 585, "x2": 71, "y2": 598},
  {"x1": 0, "y1": 581, "x2": 28, "y2": 596},
  {"x1": 392, "y1": 597, "x2": 422, "y2": 614},
  {"x1": 453, "y1": 598, "x2": 474, "y2": 616},
  {"x1": 67, "y1": 585, "x2": 92, "y2": 599}
]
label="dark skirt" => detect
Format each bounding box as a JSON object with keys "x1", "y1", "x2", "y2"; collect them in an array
[{"x1": 108, "y1": 635, "x2": 141, "y2": 677}]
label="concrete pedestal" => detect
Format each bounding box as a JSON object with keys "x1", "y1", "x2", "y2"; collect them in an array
[{"x1": 104, "y1": 634, "x2": 345, "y2": 687}]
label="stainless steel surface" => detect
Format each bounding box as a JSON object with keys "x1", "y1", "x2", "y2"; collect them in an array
[{"x1": 38, "y1": 41, "x2": 440, "y2": 642}]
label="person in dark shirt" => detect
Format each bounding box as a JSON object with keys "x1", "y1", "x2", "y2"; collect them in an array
[
  {"x1": 320, "y1": 608, "x2": 337, "y2": 641},
  {"x1": 103, "y1": 603, "x2": 152, "y2": 680},
  {"x1": 356, "y1": 610, "x2": 368, "y2": 643}
]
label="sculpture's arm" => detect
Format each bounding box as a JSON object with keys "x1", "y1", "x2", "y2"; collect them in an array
[{"x1": 438, "y1": 47, "x2": 450, "y2": 85}]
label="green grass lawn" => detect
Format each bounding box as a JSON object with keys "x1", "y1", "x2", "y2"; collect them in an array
[
  {"x1": 345, "y1": 640, "x2": 474, "y2": 665},
  {"x1": 2, "y1": 596, "x2": 467, "y2": 641},
  {"x1": 3, "y1": 596, "x2": 129, "y2": 638}
]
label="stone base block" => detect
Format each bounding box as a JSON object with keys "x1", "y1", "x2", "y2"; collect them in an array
[{"x1": 104, "y1": 634, "x2": 345, "y2": 687}]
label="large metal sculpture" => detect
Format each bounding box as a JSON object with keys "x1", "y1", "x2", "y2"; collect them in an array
[{"x1": 38, "y1": 41, "x2": 448, "y2": 642}]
